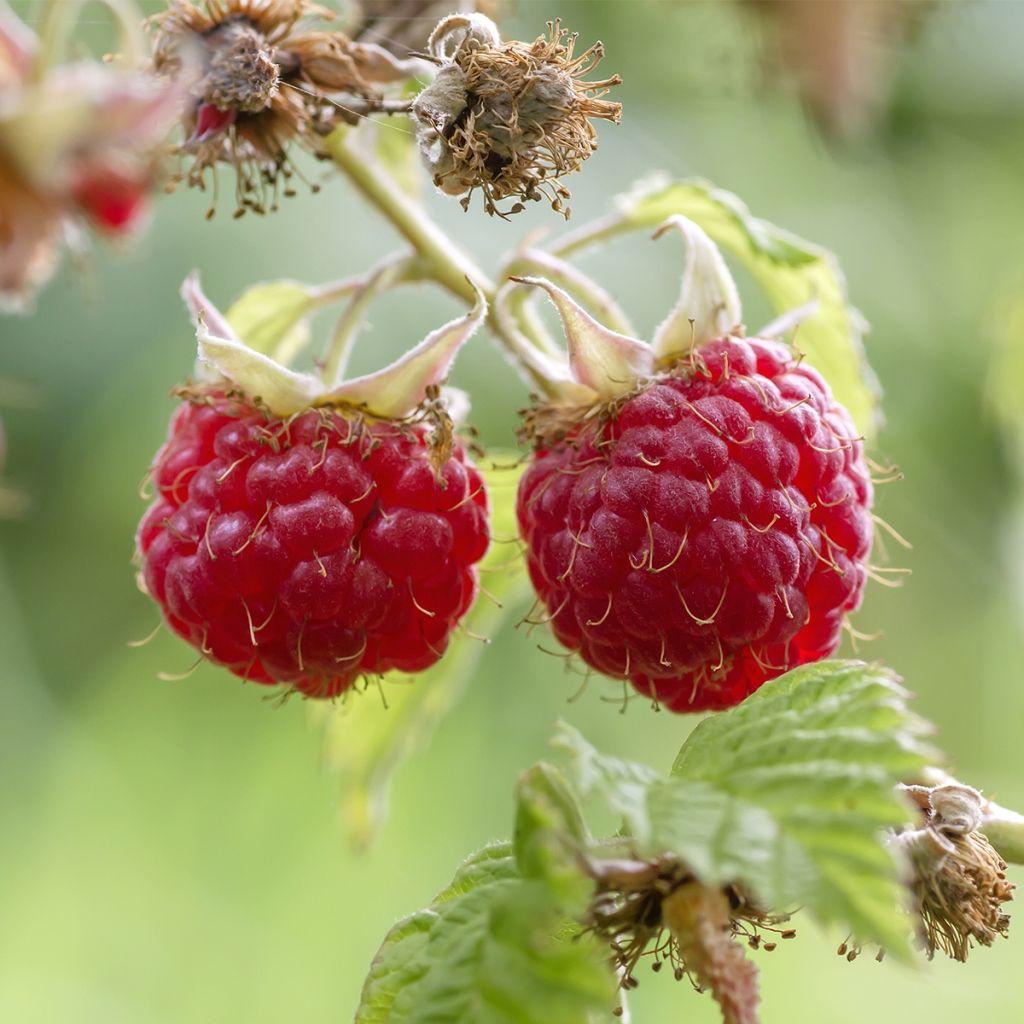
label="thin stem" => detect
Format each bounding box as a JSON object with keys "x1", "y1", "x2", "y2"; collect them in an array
[
  {"x1": 323, "y1": 127, "x2": 490, "y2": 306},
  {"x1": 332, "y1": 98, "x2": 416, "y2": 117},
  {"x1": 550, "y1": 211, "x2": 630, "y2": 259},
  {"x1": 982, "y1": 803, "x2": 1024, "y2": 865},
  {"x1": 322, "y1": 252, "x2": 422, "y2": 387},
  {"x1": 502, "y1": 248, "x2": 637, "y2": 338}
]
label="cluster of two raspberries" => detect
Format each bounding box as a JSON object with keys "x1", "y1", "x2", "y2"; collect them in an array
[
  {"x1": 137, "y1": 222, "x2": 873, "y2": 714},
  {"x1": 137, "y1": 322, "x2": 872, "y2": 713}
]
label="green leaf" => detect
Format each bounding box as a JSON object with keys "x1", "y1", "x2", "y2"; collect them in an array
[
  {"x1": 557, "y1": 661, "x2": 937, "y2": 959},
  {"x1": 315, "y1": 458, "x2": 531, "y2": 849},
  {"x1": 514, "y1": 762, "x2": 590, "y2": 909},
  {"x1": 225, "y1": 280, "x2": 321, "y2": 357},
  {"x1": 614, "y1": 178, "x2": 879, "y2": 436},
  {"x1": 356, "y1": 843, "x2": 615, "y2": 1024}
]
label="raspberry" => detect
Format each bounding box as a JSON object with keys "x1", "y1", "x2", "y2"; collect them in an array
[
  {"x1": 516, "y1": 335, "x2": 873, "y2": 712},
  {"x1": 137, "y1": 395, "x2": 489, "y2": 698}
]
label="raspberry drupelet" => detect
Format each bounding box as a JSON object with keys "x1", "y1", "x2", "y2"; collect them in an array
[
  {"x1": 517, "y1": 335, "x2": 873, "y2": 712},
  {"x1": 138, "y1": 396, "x2": 489, "y2": 698}
]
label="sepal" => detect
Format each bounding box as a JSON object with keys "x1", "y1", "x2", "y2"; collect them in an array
[
  {"x1": 512, "y1": 276, "x2": 653, "y2": 399},
  {"x1": 651, "y1": 215, "x2": 742, "y2": 361},
  {"x1": 320, "y1": 285, "x2": 486, "y2": 418},
  {"x1": 181, "y1": 273, "x2": 484, "y2": 420}
]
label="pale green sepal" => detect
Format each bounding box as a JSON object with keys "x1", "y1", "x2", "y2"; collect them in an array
[
  {"x1": 512, "y1": 276, "x2": 654, "y2": 398},
  {"x1": 180, "y1": 271, "x2": 240, "y2": 344},
  {"x1": 196, "y1": 325, "x2": 323, "y2": 414},
  {"x1": 319, "y1": 286, "x2": 487, "y2": 419},
  {"x1": 651, "y1": 215, "x2": 743, "y2": 360},
  {"x1": 493, "y1": 282, "x2": 600, "y2": 404},
  {"x1": 610, "y1": 178, "x2": 879, "y2": 435}
]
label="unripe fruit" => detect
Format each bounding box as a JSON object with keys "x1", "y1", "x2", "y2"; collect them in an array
[{"x1": 517, "y1": 335, "x2": 872, "y2": 711}]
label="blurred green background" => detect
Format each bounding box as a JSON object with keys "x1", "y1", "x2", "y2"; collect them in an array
[{"x1": 4, "y1": 0, "x2": 1024, "y2": 1021}]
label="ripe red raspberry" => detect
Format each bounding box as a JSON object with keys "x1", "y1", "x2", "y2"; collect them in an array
[
  {"x1": 137, "y1": 395, "x2": 489, "y2": 698},
  {"x1": 516, "y1": 335, "x2": 873, "y2": 712}
]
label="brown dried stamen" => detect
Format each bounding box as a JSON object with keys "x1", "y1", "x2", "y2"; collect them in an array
[
  {"x1": 893, "y1": 783, "x2": 1013, "y2": 962},
  {"x1": 582, "y1": 854, "x2": 794, "y2": 992},
  {"x1": 414, "y1": 18, "x2": 621, "y2": 217}
]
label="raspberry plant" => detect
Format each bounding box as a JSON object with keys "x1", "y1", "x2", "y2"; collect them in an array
[{"x1": 3, "y1": 2, "x2": 1023, "y2": 1023}]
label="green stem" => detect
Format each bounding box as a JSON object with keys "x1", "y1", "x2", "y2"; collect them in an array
[
  {"x1": 323, "y1": 128, "x2": 491, "y2": 306},
  {"x1": 322, "y1": 253, "x2": 422, "y2": 387},
  {"x1": 982, "y1": 803, "x2": 1024, "y2": 865},
  {"x1": 502, "y1": 248, "x2": 637, "y2": 338}
]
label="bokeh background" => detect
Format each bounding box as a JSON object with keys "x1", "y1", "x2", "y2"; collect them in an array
[{"x1": 4, "y1": 1, "x2": 1024, "y2": 1021}]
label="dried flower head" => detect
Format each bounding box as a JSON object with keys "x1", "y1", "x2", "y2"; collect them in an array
[
  {"x1": 0, "y1": 0, "x2": 181, "y2": 311},
  {"x1": 582, "y1": 854, "x2": 793, "y2": 1021},
  {"x1": 150, "y1": 0, "x2": 423, "y2": 216},
  {"x1": 894, "y1": 783, "x2": 1013, "y2": 961},
  {"x1": 412, "y1": 14, "x2": 621, "y2": 218}
]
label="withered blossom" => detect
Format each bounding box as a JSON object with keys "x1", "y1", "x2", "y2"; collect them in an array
[
  {"x1": 150, "y1": 0, "x2": 424, "y2": 215},
  {"x1": 894, "y1": 783, "x2": 1013, "y2": 961},
  {"x1": 412, "y1": 14, "x2": 621, "y2": 218},
  {"x1": 0, "y1": 0, "x2": 181, "y2": 311},
  {"x1": 583, "y1": 853, "x2": 793, "y2": 1023}
]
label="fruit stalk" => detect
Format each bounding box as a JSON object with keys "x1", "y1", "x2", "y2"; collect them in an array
[{"x1": 323, "y1": 125, "x2": 561, "y2": 395}]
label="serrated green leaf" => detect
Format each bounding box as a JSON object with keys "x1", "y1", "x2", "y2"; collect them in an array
[
  {"x1": 514, "y1": 762, "x2": 591, "y2": 909},
  {"x1": 552, "y1": 722, "x2": 660, "y2": 845},
  {"x1": 315, "y1": 458, "x2": 530, "y2": 849},
  {"x1": 356, "y1": 842, "x2": 615, "y2": 1024},
  {"x1": 558, "y1": 661, "x2": 937, "y2": 960},
  {"x1": 225, "y1": 280, "x2": 321, "y2": 357},
  {"x1": 613, "y1": 178, "x2": 879, "y2": 436}
]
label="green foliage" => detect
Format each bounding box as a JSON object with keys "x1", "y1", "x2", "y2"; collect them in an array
[
  {"x1": 513, "y1": 763, "x2": 591, "y2": 909},
  {"x1": 359, "y1": 660, "x2": 941, "y2": 1022},
  {"x1": 613, "y1": 178, "x2": 879, "y2": 436},
  {"x1": 315, "y1": 458, "x2": 530, "y2": 849},
  {"x1": 225, "y1": 280, "x2": 320, "y2": 360},
  {"x1": 356, "y1": 830, "x2": 615, "y2": 1022},
  {"x1": 556, "y1": 660, "x2": 935, "y2": 959}
]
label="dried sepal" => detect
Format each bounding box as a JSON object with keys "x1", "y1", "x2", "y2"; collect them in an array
[
  {"x1": 352, "y1": 1, "x2": 501, "y2": 56},
  {"x1": 412, "y1": 15, "x2": 620, "y2": 217}
]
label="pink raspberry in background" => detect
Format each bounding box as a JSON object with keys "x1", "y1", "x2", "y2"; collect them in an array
[
  {"x1": 137, "y1": 395, "x2": 489, "y2": 698},
  {"x1": 517, "y1": 335, "x2": 873, "y2": 712}
]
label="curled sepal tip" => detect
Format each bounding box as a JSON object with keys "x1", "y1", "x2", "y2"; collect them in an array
[
  {"x1": 511, "y1": 275, "x2": 653, "y2": 399},
  {"x1": 321, "y1": 283, "x2": 487, "y2": 419},
  {"x1": 651, "y1": 215, "x2": 743, "y2": 361},
  {"x1": 181, "y1": 271, "x2": 240, "y2": 347}
]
